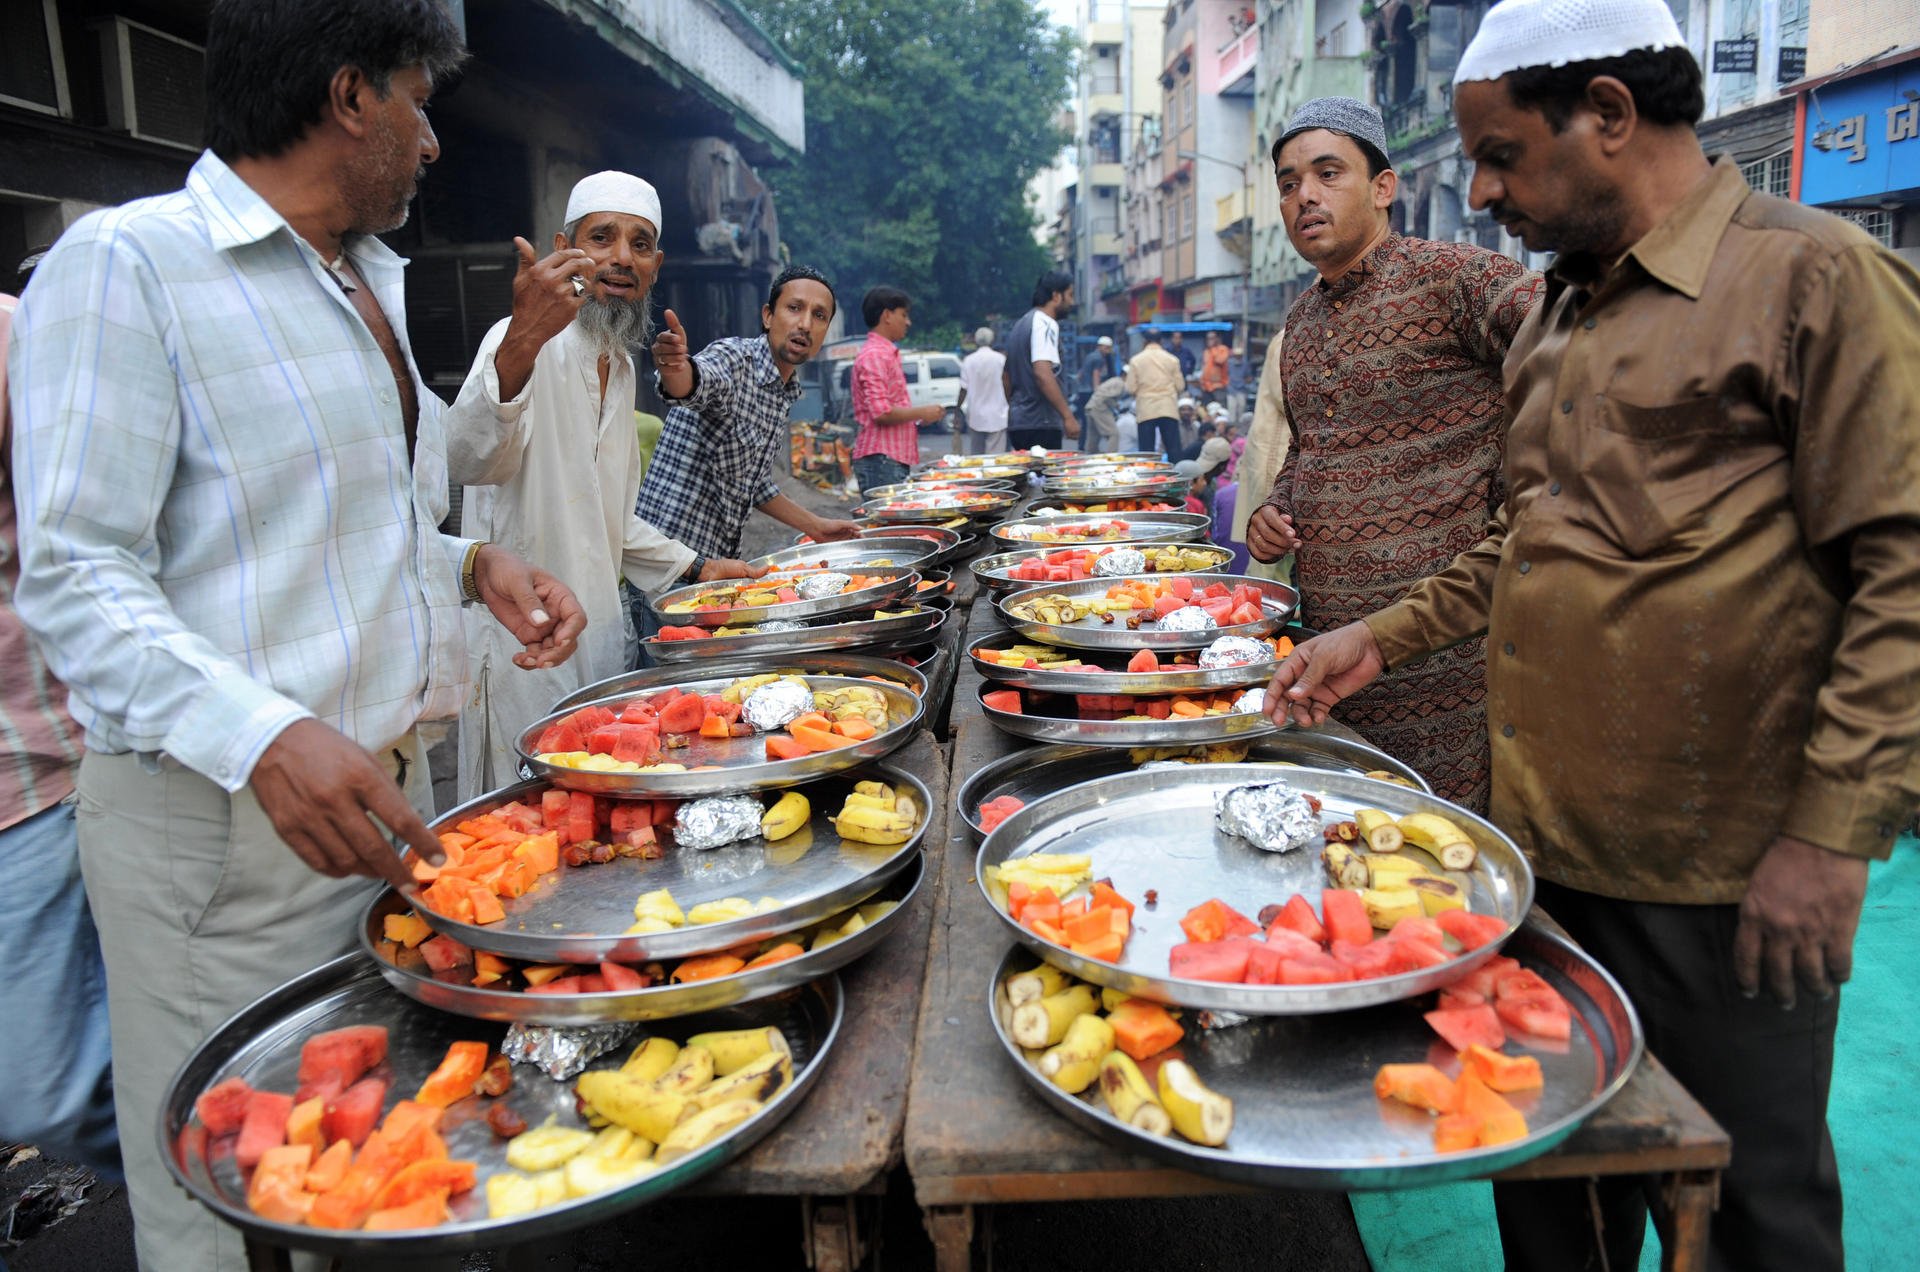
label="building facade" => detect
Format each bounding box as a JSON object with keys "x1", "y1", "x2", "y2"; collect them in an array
[{"x1": 0, "y1": 0, "x2": 803, "y2": 408}]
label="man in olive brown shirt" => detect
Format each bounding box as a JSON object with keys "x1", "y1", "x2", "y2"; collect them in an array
[{"x1": 1266, "y1": 3, "x2": 1920, "y2": 1269}]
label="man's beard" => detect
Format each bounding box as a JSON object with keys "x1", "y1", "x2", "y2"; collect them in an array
[{"x1": 576, "y1": 290, "x2": 656, "y2": 356}]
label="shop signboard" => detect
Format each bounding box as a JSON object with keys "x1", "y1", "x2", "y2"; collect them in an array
[
  {"x1": 1800, "y1": 61, "x2": 1920, "y2": 206},
  {"x1": 1712, "y1": 37, "x2": 1757, "y2": 74}
]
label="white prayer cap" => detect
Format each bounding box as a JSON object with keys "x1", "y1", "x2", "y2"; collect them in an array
[
  {"x1": 564, "y1": 171, "x2": 662, "y2": 234},
  {"x1": 1455, "y1": 0, "x2": 1685, "y2": 87}
]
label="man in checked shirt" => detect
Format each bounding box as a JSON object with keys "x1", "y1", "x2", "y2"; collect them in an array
[{"x1": 635, "y1": 265, "x2": 862, "y2": 591}]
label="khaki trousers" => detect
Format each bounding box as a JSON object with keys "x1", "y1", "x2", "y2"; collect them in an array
[{"x1": 75, "y1": 733, "x2": 429, "y2": 1272}]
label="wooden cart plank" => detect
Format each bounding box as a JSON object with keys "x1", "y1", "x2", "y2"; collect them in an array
[{"x1": 695, "y1": 727, "x2": 949, "y2": 1197}]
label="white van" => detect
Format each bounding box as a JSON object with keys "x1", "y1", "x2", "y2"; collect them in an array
[{"x1": 830, "y1": 349, "x2": 965, "y2": 431}]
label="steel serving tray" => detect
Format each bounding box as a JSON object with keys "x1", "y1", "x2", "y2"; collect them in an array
[
  {"x1": 554, "y1": 655, "x2": 927, "y2": 714},
  {"x1": 362, "y1": 855, "x2": 921, "y2": 1024},
  {"x1": 1039, "y1": 451, "x2": 1164, "y2": 472},
  {"x1": 652, "y1": 567, "x2": 916, "y2": 629},
  {"x1": 641, "y1": 607, "x2": 946, "y2": 664},
  {"x1": 748, "y1": 537, "x2": 943, "y2": 573},
  {"x1": 163, "y1": 956, "x2": 840, "y2": 1257},
  {"x1": 975, "y1": 764, "x2": 1533, "y2": 1013},
  {"x1": 989, "y1": 512, "x2": 1210, "y2": 550},
  {"x1": 906, "y1": 465, "x2": 1033, "y2": 486},
  {"x1": 975, "y1": 683, "x2": 1277, "y2": 748},
  {"x1": 1019, "y1": 498, "x2": 1187, "y2": 518},
  {"x1": 969, "y1": 639, "x2": 1279, "y2": 696},
  {"x1": 854, "y1": 493, "x2": 1020, "y2": 523},
  {"x1": 970, "y1": 544, "x2": 1233, "y2": 593},
  {"x1": 987, "y1": 930, "x2": 1640, "y2": 1188},
  {"x1": 519, "y1": 673, "x2": 922, "y2": 798},
  {"x1": 997, "y1": 573, "x2": 1299, "y2": 650},
  {"x1": 955, "y1": 737, "x2": 1429, "y2": 838},
  {"x1": 918, "y1": 452, "x2": 1047, "y2": 473},
  {"x1": 864, "y1": 479, "x2": 1019, "y2": 501},
  {"x1": 415, "y1": 766, "x2": 930, "y2": 963}
]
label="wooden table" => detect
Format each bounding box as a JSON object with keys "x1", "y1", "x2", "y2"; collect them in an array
[
  {"x1": 905, "y1": 596, "x2": 1730, "y2": 1272},
  {"x1": 245, "y1": 728, "x2": 951, "y2": 1272}
]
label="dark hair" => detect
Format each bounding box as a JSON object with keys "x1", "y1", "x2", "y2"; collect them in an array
[
  {"x1": 861, "y1": 285, "x2": 910, "y2": 328},
  {"x1": 1270, "y1": 129, "x2": 1390, "y2": 179},
  {"x1": 1503, "y1": 46, "x2": 1704, "y2": 131},
  {"x1": 1031, "y1": 270, "x2": 1074, "y2": 307},
  {"x1": 205, "y1": 0, "x2": 466, "y2": 160},
  {"x1": 766, "y1": 264, "x2": 836, "y2": 315}
]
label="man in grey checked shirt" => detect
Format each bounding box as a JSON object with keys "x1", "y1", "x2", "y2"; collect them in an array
[{"x1": 635, "y1": 267, "x2": 861, "y2": 584}]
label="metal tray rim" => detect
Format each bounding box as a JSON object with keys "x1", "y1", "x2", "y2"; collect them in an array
[
  {"x1": 968, "y1": 638, "x2": 1276, "y2": 696},
  {"x1": 985, "y1": 935, "x2": 1641, "y2": 1188},
  {"x1": 553, "y1": 654, "x2": 928, "y2": 715},
  {"x1": 974, "y1": 764, "x2": 1535, "y2": 1014},
  {"x1": 976, "y1": 682, "x2": 1278, "y2": 748},
  {"x1": 995, "y1": 572, "x2": 1299, "y2": 651},
  {"x1": 651, "y1": 567, "x2": 918, "y2": 628},
  {"x1": 360, "y1": 854, "x2": 923, "y2": 1024},
  {"x1": 989, "y1": 513, "x2": 1210, "y2": 550},
  {"x1": 642, "y1": 607, "x2": 948, "y2": 664}
]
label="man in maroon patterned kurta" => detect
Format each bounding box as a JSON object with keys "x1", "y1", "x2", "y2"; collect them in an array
[{"x1": 1248, "y1": 99, "x2": 1540, "y2": 810}]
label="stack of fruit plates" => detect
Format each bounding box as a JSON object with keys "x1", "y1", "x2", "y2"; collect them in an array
[
  {"x1": 651, "y1": 566, "x2": 918, "y2": 630},
  {"x1": 789, "y1": 524, "x2": 974, "y2": 571},
  {"x1": 554, "y1": 655, "x2": 927, "y2": 715},
  {"x1": 1039, "y1": 468, "x2": 1185, "y2": 501},
  {"x1": 919, "y1": 451, "x2": 1048, "y2": 472},
  {"x1": 955, "y1": 737, "x2": 1429, "y2": 839},
  {"x1": 853, "y1": 487, "x2": 1021, "y2": 523},
  {"x1": 639, "y1": 607, "x2": 947, "y2": 664},
  {"x1": 970, "y1": 635, "x2": 1290, "y2": 695},
  {"x1": 516, "y1": 669, "x2": 922, "y2": 797},
  {"x1": 990, "y1": 512, "x2": 1210, "y2": 550},
  {"x1": 1019, "y1": 497, "x2": 1184, "y2": 517},
  {"x1": 904, "y1": 465, "x2": 1032, "y2": 486},
  {"x1": 862, "y1": 479, "x2": 1018, "y2": 501},
  {"x1": 748, "y1": 538, "x2": 943, "y2": 574},
  {"x1": 163, "y1": 954, "x2": 844, "y2": 1252},
  {"x1": 972, "y1": 543, "x2": 1231, "y2": 592},
  {"x1": 1040, "y1": 451, "x2": 1163, "y2": 472},
  {"x1": 997, "y1": 573, "x2": 1298, "y2": 649}
]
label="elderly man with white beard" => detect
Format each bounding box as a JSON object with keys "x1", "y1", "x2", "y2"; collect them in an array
[{"x1": 445, "y1": 171, "x2": 758, "y2": 800}]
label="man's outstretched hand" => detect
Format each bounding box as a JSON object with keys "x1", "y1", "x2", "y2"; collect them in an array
[
  {"x1": 1263, "y1": 620, "x2": 1387, "y2": 729},
  {"x1": 251, "y1": 719, "x2": 441, "y2": 891},
  {"x1": 473, "y1": 544, "x2": 587, "y2": 670},
  {"x1": 1733, "y1": 835, "x2": 1869, "y2": 1009}
]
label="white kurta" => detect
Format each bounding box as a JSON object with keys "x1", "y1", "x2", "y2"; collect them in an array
[{"x1": 444, "y1": 318, "x2": 697, "y2": 801}]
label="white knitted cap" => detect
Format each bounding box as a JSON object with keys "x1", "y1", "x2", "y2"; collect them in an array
[
  {"x1": 564, "y1": 171, "x2": 662, "y2": 234},
  {"x1": 1455, "y1": 0, "x2": 1685, "y2": 86}
]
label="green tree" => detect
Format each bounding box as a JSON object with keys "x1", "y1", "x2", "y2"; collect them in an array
[{"x1": 739, "y1": 0, "x2": 1076, "y2": 339}]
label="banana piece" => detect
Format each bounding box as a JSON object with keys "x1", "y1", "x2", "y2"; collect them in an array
[
  {"x1": 833, "y1": 798, "x2": 917, "y2": 845},
  {"x1": 583, "y1": 1125, "x2": 653, "y2": 1165},
  {"x1": 690, "y1": 1050, "x2": 792, "y2": 1110},
  {"x1": 563, "y1": 1153, "x2": 654, "y2": 1198},
  {"x1": 1037, "y1": 1012, "x2": 1115, "y2": 1095},
  {"x1": 1408, "y1": 875, "x2": 1469, "y2": 916},
  {"x1": 684, "y1": 1027, "x2": 791, "y2": 1076},
  {"x1": 1322, "y1": 843, "x2": 1371, "y2": 889},
  {"x1": 1363, "y1": 853, "x2": 1427, "y2": 887},
  {"x1": 1362, "y1": 886, "x2": 1423, "y2": 929},
  {"x1": 485, "y1": 1169, "x2": 570, "y2": 1218},
  {"x1": 760, "y1": 791, "x2": 811, "y2": 841},
  {"x1": 685, "y1": 897, "x2": 758, "y2": 924},
  {"x1": 620, "y1": 1037, "x2": 681, "y2": 1083},
  {"x1": 1099, "y1": 986, "x2": 1134, "y2": 1013},
  {"x1": 574, "y1": 1071, "x2": 691, "y2": 1143},
  {"x1": 1353, "y1": 808, "x2": 1407, "y2": 854},
  {"x1": 1158, "y1": 1060, "x2": 1233, "y2": 1147},
  {"x1": 1097, "y1": 1051, "x2": 1173, "y2": 1135},
  {"x1": 1006, "y1": 963, "x2": 1072, "y2": 1007},
  {"x1": 1398, "y1": 812, "x2": 1479, "y2": 869},
  {"x1": 653, "y1": 1099, "x2": 762, "y2": 1164},
  {"x1": 1010, "y1": 984, "x2": 1098, "y2": 1049},
  {"x1": 504, "y1": 1123, "x2": 596, "y2": 1172},
  {"x1": 652, "y1": 1045, "x2": 716, "y2": 1096}
]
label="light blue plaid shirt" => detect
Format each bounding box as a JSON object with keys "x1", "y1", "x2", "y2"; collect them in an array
[{"x1": 7, "y1": 152, "x2": 473, "y2": 792}]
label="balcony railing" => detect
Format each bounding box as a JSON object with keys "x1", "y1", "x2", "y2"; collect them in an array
[{"x1": 1216, "y1": 22, "x2": 1258, "y2": 87}]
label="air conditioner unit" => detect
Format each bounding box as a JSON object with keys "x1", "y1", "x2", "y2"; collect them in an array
[
  {"x1": 98, "y1": 16, "x2": 205, "y2": 152},
  {"x1": 0, "y1": 0, "x2": 71, "y2": 117}
]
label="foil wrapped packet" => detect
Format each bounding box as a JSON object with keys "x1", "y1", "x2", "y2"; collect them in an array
[
  {"x1": 1199, "y1": 635, "x2": 1268, "y2": 670},
  {"x1": 676, "y1": 794, "x2": 766, "y2": 851},
  {"x1": 743, "y1": 678, "x2": 812, "y2": 731},
  {"x1": 1233, "y1": 687, "x2": 1267, "y2": 715},
  {"x1": 501, "y1": 1022, "x2": 640, "y2": 1080},
  {"x1": 1159, "y1": 605, "x2": 1217, "y2": 633},
  {"x1": 751, "y1": 619, "x2": 808, "y2": 634},
  {"x1": 795, "y1": 571, "x2": 851, "y2": 600},
  {"x1": 1214, "y1": 781, "x2": 1320, "y2": 854},
  {"x1": 1092, "y1": 548, "x2": 1145, "y2": 577}
]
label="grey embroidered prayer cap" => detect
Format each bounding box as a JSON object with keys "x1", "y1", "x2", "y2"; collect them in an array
[{"x1": 1272, "y1": 97, "x2": 1392, "y2": 170}]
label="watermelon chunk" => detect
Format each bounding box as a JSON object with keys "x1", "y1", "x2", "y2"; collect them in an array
[
  {"x1": 1168, "y1": 938, "x2": 1257, "y2": 983},
  {"x1": 657, "y1": 694, "x2": 706, "y2": 735},
  {"x1": 235, "y1": 1090, "x2": 295, "y2": 1168},
  {"x1": 1425, "y1": 1004, "x2": 1507, "y2": 1053},
  {"x1": 1320, "y1": 890, "x2": 1373, "y2": 946},
  {"x1": 321, "y1": 1076, "x2": 388, "y2": 1148},
  {"x1": 195, "y1": 1076, "x2": 255, "y2": 1136},
  {"x1": 540, "y1": 789, "x2": 571, "y2": 830},
  {"x1": 532, "y1": 719, "x2": 585, "y2": 755},
  {"x1": 419, "y1": 935, "x2": 473, "y2": 973},
  {"x1": 982, "y1": 690, "x2": 1023, "y2": 714},
  {"x1": 1437, "y1": 909, "x2": 1507, "y2": 950},
  {"x1": 1126, "y1": 649, "x2": 1159, "y2": 673},
  {"x1": 296, "y1": 1026, "x2": 388, "y2": 1101},
  {"x1": 1268, "y1": 894, "x2": 1326, "y2": 946},
  {"x1": 1277, "y1": 951, "x2": 1357, "y2": 985},
  {"x1": 978, "y1": 795, "x2": 1026, "y2": 833}
]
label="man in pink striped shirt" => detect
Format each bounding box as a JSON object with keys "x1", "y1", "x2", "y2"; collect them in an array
[
  {"x1": 0, "y1": 282, "x2": 118, "y2": 1179},
  {"x1": 850, "y1": 285, "x2": 942, "y2": 493}
]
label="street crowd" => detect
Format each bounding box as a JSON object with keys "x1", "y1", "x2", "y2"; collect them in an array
[{"x1": 2, "y1": 0, "x2": 1916, "y2": 1268}]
